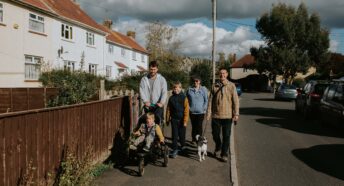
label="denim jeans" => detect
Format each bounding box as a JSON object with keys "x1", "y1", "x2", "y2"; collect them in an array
[
  {"x1": 211, "y1": 118, "x2": 232, "y2": 157},
  {"x1": 171, "y1": 118, "x2": 186, "y2": 150}
]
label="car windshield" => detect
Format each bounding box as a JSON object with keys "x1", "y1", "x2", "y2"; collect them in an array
[
  {"x1": 314, "y1": 84, "x2": 329, "y2": 95},
  {"x1": 281, "y1": 84, "x2": 296, "y2": 89}
]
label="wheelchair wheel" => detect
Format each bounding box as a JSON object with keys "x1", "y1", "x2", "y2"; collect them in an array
[
  {"x1": 163, "y1": 145, "x2": 169, "y2": 167},
  {"x1": 138, "y1": 158, "x2": 145, "y2": 176}
]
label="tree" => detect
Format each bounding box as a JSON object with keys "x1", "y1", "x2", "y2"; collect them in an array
[
  {"x1": 218, "y1": 52, "x2": 226, "y2": 66},
  {"x1": 190, "y1": 61, "x2": 212, "y2": 89},
  {"x1": 251, "y1": 3, "x2": 330, "y2": 84},
  {"x1": 145, "y1": 21, "x2": 182, "y2": 71}
]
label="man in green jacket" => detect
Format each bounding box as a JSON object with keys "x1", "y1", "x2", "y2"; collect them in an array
[{"x1": 207, "y1": 68, "x2": 239, "y2": 162}]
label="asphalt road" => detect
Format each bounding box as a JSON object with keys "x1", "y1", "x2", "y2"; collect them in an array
[
  {"x1": 94, "y1": 114, "x2": 232, "y2": 186},
  {"x1": 235, "y1": 93, "x2": 344, "y2": 186}
]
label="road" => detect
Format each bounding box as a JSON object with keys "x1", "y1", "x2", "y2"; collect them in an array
[{"x1": 235, "y1": 93, "x2": 344, "y2": 186}]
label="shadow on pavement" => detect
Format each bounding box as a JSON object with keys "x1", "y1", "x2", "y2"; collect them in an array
[
  {"x1": 292, "y1": 144, "x2": 344, "y2": 181},
  {"x1": 240, "y1": 107, "x2": 344, "y2": 138}
]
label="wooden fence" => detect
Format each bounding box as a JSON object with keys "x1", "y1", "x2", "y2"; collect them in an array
[
  {"x1": 0, "y1": 96, "x2": 131, "y2": 185},
  {"x1": 0, "y1": 88, "x2": 59, "y2": 114}
]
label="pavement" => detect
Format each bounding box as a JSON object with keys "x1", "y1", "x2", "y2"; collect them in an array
[{"x1": 94, "y1": 117, "x2": 236, "y2": 186}]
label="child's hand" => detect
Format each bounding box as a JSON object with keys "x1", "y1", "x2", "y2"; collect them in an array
[{"x1": 183, "y1": 123, "x2": 187, "y2": 127}]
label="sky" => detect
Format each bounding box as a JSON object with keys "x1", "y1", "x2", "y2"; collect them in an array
[{"x1": 78, "y1": 0, "x2": 344, "y2": 59}]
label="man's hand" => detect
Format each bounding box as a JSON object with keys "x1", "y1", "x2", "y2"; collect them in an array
[
  {"x1": 144, "y1": 102, "x2": 151, "y2": 107},
  {"x1": 206, "y1": 113, "x2": 211, "y2": 121},
  {"x1": 156, "y1": 103, "x2": 163, "y2": 108},
  {"x1": 233, "y1": 115, "x2": 239, "y2": 122}
]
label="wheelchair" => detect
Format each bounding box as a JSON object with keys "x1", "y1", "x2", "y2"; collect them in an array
[{"x1": 128, "y1": 104, "x2": 169, "y2": 176}]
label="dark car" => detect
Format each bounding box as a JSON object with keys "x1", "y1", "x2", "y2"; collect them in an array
[
  {"x1": 295, "y1": 80, "x2": 330, "y2": 118},
  {"x1": 235, "y1": 82, "x2": 242, "y2": 96},
  {"x1": 320, "y1": 80, "x2": 344, "y2": 127},
  {"x1": 274, "y1": 84, "x2": 298, "y2": 100}
]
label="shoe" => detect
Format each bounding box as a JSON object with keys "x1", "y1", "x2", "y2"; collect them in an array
[
  {"x1": 129, "y1": 145, "x2": 137, "y2": 150},
  {"x1": 143, "y1": 146, "x2": 150, "y2": 152},
  {"x1": 169, "y1": 150, "x2": 178, "y2": 158},
  {"x1": 221, "y1": 156, "x2": 228, "y2": 162},
  {"x1": 181, "y1": 146, "x2": 187, "y2": 151},
  {"x1": 213, "y1": 150, "x2": 220, "y2": 157}
]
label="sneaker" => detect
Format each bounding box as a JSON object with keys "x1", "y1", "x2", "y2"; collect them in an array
[
  {"x1": 143, "y1": 146, "x2": 150, "y2": 152},
  {"x1": 221, "y1": 156, "x2": 228, "y2": 162},
  {"x1": 180, "y1": 146, "x2": 187, "y2": 151},
  {"x1": 129, "y1": 145, "x2": 137, "y2": 150},
  {"x1": 169, "y1": 150, "x2": 178, "y2": 158}
]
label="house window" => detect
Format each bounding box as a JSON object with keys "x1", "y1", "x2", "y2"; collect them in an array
[
  {"x1": 25, "y1": 55, "x2": 41, "y2": 80},
  {"x1": 108, "y1": 44, "x2": 113, "y2": 53},
  {"x1": 64, "y1": 61, "x2": 75, "y2": 72},
  {"x1": 86, "y1": 32, "x2": 94, "y2": 46},
  {"x1": 121, "y1": 48, "x2": 125, "y2": 57},
  {"x1": 61, "y1": 23, "x2": 73, "y2": 40},
  {"x1": 29, "y1": 13, "x2": 44, "y2": 33},
  {"x1": 118, "y1": 68, "x2": 125, "y2": 75},
  {"x1": 0, "y1": 3, "x2": 3, "y2": 23},
  {"x1": 89, "y1": 64, "x2": 97, "y2": 75},
  {"x1": 132, "y1": 51, "x2": 136, "y2": 60},
  {"x1": 106, "y1": 66, "x2": 112, "y2": 78},
  {"x1": 141, "y1": 54, "x2": 145, "y2": 62}
]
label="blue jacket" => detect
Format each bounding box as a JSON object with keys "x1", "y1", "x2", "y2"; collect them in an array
[{"x1": 186, "y1": 86, "x2": 208, "y2": 114}]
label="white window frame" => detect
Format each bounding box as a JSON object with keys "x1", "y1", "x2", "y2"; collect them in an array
[
  {"x1": 0, "y1": 3, "x2": 4, "y2": 23},
  {"x1": 29, "y1": 13, "x2": 44, "y2": 33},
  {"x1": 106, "y1": 66, "x2": 112, "y2": 78},
  {"x1": 141, "y1": 54, "x2": 145, "y2": 62},
  {"x1": 64, "y1": 60, "x2": 75, "y2": 72},
  {"x1": 121, "y1": 48, "x2": 126, "y2": 57},
  {"x1": 132, "y1": 51, "x2": 136, "y2": 60},
  {"x1": 108, "y1": 44, "x2": 114, "y2": 53},
  {"x1": 25, "y1": 55, "x2": 42, "y2": 80},
  {"x1": 86, "y1": 32, "x2": 95, "y2": 46},
  {"x1": 89, "y1": 64, "x2": 97, "y2": 75},
  {"x1": 61, "y1": 23, "x2": 73, "y2": 40}
]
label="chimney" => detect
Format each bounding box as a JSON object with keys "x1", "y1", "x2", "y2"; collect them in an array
[
  {"x1": 127, "y1": 31, "x2": 136, "y2": 40},
  {"x1": 103, "y1": 19, "x2": 113, "y2": 29}
]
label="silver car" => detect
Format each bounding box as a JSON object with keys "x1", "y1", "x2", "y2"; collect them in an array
[{"x1": 275, "y1": 84, "x2": 298, "y2": 100}]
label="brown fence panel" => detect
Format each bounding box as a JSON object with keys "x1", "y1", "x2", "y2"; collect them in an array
[
  {"x1": 0, "y1": 96, "x2": 131, "y2": 185},
  {"x1": 0, "y1": 89, "x2": 11, "y2": 113}
]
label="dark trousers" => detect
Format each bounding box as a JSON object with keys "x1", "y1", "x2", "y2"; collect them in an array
[
  {"x1": 190, "y1": 113, "x2": 205, "y2": 141},
  {"x1": 154, "y1": 107, "x2": 164, "y2": 123},
  {"x1": 171, "y1": 118, "x2": 186, "y2": 150},
  {"x1": 211, "y1": 119, "x2": 232, "y2": 157}
]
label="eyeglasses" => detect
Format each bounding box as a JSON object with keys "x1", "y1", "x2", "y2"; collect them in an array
[{"x1": 194, "y1": 80, "x2": 200, "y2": 82}]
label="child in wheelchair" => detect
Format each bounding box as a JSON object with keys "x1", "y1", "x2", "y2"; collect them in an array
[{"x1": 129, "y1": 112, "x2": 165, "y2": 152}]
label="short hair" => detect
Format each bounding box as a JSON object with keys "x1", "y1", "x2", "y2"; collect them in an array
[
  {"x1": 219, "y1": 67, "x2": 228, "y2": 72},
  {"x1": 173, "y1": 81, "x2": 182, "y2": 88},
  {"x1": 146, "y1": 112, "x2": 155, "y2": 120},
  {"x1": 149, "y1": 61, "x2": 159, "y2": 68}
]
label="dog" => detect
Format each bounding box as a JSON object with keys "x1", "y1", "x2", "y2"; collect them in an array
[{"x1": 196, "y1": 134, "x2": 208, "y2": 162}]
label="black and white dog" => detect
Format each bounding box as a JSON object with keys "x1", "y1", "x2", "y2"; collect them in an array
[{"x1": 196, "y1": 134, "x2": 208, "y2": 162}]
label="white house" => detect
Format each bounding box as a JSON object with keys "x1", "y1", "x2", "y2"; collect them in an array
[
  {"x1": 0, "y1": 0, "x2": 55, "y2": 87},
  {"x1": 230, "y1": 54, "x2": 258, "y2": 80},
  {"x1": 0, "y1": 0, "x2": 149, "y2": 87}
]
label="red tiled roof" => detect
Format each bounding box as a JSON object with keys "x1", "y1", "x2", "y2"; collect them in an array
[
  {"x1": 116, "y1": 32, "x2": 148, "y2": 54},
  {"x1": 22, "y1": 0, "x2": 104, "y2": 33},
  {"x1": 231, "y1": 54, "x2": 255, "y2": 68},
  {"x1": 115, "y1": 62, "x2": 128, "y2": 69},
  {"x1": 137, "y1": 65, "x2": 147, "y2": 72},
  {"x1": 22, "y1": 0, "x2": 52, "y2": 12}
]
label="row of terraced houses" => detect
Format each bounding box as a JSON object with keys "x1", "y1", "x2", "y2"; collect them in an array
[{"x1": 0, "y1": 0, "x2": 149, "y2": 87}]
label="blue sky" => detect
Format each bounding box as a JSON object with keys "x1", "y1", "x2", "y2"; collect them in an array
[{"x1": 78, "y1": 0, "x2": 344, "y2": 58}]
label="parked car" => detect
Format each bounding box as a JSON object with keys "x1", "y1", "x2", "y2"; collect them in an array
[
  {"x1": 295, "y1": 80, "x2": 330, "y2": 118},
  {"x1": 235, "y1": 82, "x2": 242, "y2": 96},
  {"x1": 274, "y1": 84, "x2": 298, "y2": 100},
  {"x1": 319, "y1": 80, "x2": 344, "y2": 127}
]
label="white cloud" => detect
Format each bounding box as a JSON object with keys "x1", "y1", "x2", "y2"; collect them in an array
[
  {"x1": 81, "y1": 0, "x2": 344, "y2": 28},
  {"x1": 329, "y1": 40, "x2": 339, "y2": 52}
]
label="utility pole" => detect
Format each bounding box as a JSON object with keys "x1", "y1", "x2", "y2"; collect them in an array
[{"x1": 211, "y1": 0, "x2": 217, "y2": 84}]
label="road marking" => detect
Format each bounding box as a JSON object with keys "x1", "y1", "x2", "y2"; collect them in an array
[{"x1": 231, "y1": 122, "x2": 239, "y2": 186}]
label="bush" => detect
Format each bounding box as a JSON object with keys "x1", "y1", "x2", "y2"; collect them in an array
[{"x1": 39, "y1": 70, "x2": 100, "y2": 106}]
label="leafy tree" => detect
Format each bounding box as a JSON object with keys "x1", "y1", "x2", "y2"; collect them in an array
[
  {"x1": 251, "y1": 3, "x2": 330, "y2": 84},
  {"x1": 190, "y1": 61, "x2": 212, "y2": 89},
  {"x1": 145, "y1": 21, "x2": 182, "y2": 71}
]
